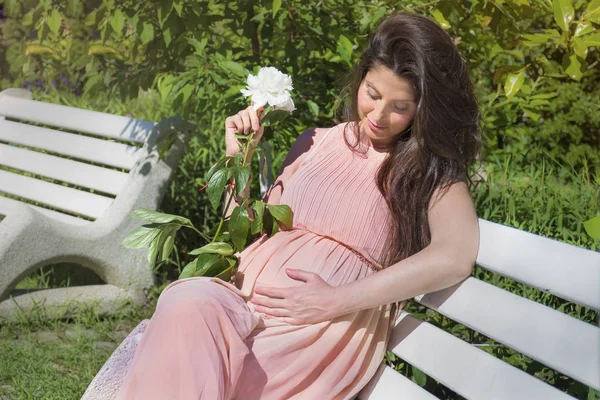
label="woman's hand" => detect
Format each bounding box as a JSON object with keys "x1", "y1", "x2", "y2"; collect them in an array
[
  {"x1": 225, "y1": 105, "x2": 265, "y2": 157},
  {"x1": 250, "y1": 269, "x2": 342, "y2": 325}
]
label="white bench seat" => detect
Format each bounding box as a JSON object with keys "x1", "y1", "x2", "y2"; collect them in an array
[
  {"x1": 0, "y1": 88, "x2": 190, "y2": 321},
  {"x1": 83, "y1": 219, "x2": 600, "y2": 400}
]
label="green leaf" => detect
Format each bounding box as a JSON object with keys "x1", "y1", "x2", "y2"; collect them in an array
[
  {"x1": 572, "y1": 37, "x2": 588, "y2": 59},
  {"x1": 522, "y1": 31, "x2": 560, "y2": 45},
  {"x1": 157, "y1": 74, "x2": 174, "y2": 102},
  {"x1": 431, "y1": 9, "x2": 450, "y2": 30},
  {"x1": 564, "y1": 53, "x2": 583, "y2": 80},
  {"x1": 529, "y1": 92, "x2": 558, "y2": 100},
  {"x1": 574, "y1": 22, "x2": 593, "y2": 37},
  {"x1": 85, "y1": 10, "x2": 97, "y2": 26},
  {"x1": 193, "y1": 253, "x2": 222, "y2": 276},
  {"x1": 47, "y1": 9, "x2": 62, "y2": 35},
  {"x1": 214, "y1": 258, "x2": 237, "y2": 282},
  {"x1": 267, "y1": 204, "x2": 293, "y2": 229},
  {"x1": 261, "y1": 109, "x2": 289, "y2": 126},
  {"x1": 179, "y1": 261, "x2": 197, "y2": 279},
  {"x1": 187, "y1": 37, "x2": 208, "y2": 54},
  {"x1": 306, "y1": 100, "x2": 319, "y2": 118},
  {"x1": 206, "y1": 157, "x2": 232, "y2": 181},
  {"x1": 585, "y1": 0, "x2": 600, "y2": 24},
  {"x1": 232, "y1": 166, "x2": 250, "y2": 197},
  {"x1": 251, "y1": 200, "x2": 266, "y2": 234},
  {"x1": 273, "y1": 0, "x2": 282, "y2": 18},
  {"x1": 504, "y1": 70, "x2": 525, "y2": 100},
  {"x1": 22, "y1": 10, "x2": 34, "y2": 26},
  {"x1": 207, "y1": 168, "x2": 232, "y2": 210},
  {"x1": 582, "y1": 32, "x2": 600, "y2": 47},
  {"x1": 140, "y1": 22, "x2": 154, "y2": 43},
  {"x1": 189, "y1": 242, "x2": 234, "y2": 256},
  {"x1": 336, "y1": 34, "x2": 354, "y2": 65},
  {"x1": 131, "y1": 208, "x2": 192, "y2": 226},
  {"x1": 583, "y1": 216, "x2": 600, "y2": 240},
  {"x1": 230, "y1": 206, "x2": 250, "y2": 251},
  {"x1": 110, "y1": 9, "x2": 125, "y2": 33},
  {"x1": 122, "y1": 225, "x2": 161, "y2": 248},
  {"x1": 411, "y1": 365, "x2": 427, "y2": 387},
  {"x1": 161, "y1": 235, "x2": 175, "y2": 262},
  {"x1": 552, "y1": 0, "x2": 574, "y2": 32},
  {"x1": 221, "y1": 61, "x2": 248, "y2": 77}
]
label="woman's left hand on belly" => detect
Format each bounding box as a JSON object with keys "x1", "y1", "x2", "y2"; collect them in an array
[{"x1": 250, "y1": 269, "x2": 341, "y2": 325}]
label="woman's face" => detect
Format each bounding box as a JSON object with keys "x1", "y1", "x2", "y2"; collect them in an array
[{"x1": 357, "y1": 64, "x2": 417, "y2": 149}]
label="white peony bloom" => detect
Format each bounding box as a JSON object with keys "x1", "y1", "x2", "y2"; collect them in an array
[{"x1": 240, "y1": 66, "x2": 295, "y2": 112}]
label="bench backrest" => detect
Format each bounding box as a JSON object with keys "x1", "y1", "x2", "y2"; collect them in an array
[
  {"x1": 0, "y1": 92, "x2": 155, "y2": 225},
  {"x1": 361, "y1": 219, "x2": 600, "y2": 399}
]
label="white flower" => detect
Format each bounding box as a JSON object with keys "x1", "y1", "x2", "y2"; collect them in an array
[{"x1": 240, "y1": 66, "x2": 295, "y2": 112}]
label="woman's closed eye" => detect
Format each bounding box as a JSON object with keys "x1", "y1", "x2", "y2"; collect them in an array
[{"x1": 367, "y1": 91, "x2": 408, "y2": 112}]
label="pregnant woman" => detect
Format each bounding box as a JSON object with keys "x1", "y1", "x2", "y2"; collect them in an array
[{"x1": 117, "y1": 10, "x2": 481, "y2": 400}]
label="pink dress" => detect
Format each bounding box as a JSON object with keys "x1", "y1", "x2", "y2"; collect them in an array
[{"x1": 116, "y1": 122, "x2": 402, "y2": 400}]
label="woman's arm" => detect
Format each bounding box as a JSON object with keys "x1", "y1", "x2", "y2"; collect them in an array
[{"x1": 335, "y1": 181, "x2": 479, "y2": 314}]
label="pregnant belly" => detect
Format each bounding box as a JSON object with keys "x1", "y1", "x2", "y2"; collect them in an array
[{"x1": 234, "y1": 229, "x2": 378, "y2": 297}]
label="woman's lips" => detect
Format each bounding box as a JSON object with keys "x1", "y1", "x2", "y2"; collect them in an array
[{"x1": 368, "y1": 119, "x2": 386, "y2": 131}]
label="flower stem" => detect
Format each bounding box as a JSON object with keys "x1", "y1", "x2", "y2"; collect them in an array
[{"x1": 212, "y1": 130, "x2": 257, "y2": 243}]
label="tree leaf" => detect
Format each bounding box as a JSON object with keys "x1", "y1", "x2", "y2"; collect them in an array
[
  {"x1": 179, "y1": 260, "x2": 197, "y2": 279},
  {"x1": 131, "y1": 208, "x2": 192, "y2": 226},
  {"x1": 552, "y1": 0, "x2": 574, "y2": 32},
  {"x1": 431, "y1": 9, "x2": 451, "y2": 30},
  {"x1": 122, "y1": 225, "x2": 161, "y2": 248},
  {"x1": 585, "y1": 0, "x2": 600, "y2": 24},
  {"x1": 273, "y1": 0, "x2": 282, "y2": 19},
  {"x1": 267, "y1": 204, "x2": 293, "y2": 229},
  {"x1": 564, "y1": 53, "x2": 583, "y2": 81},
  {"x1": 307, "y1": 100, "x2": 319, "y2": 118},
  {"x1": 261, "y1": 109, "x2": 289, "y2": 126},
  {"x1": 582, "y1": 32, "x2": 600, "y2": 47},
  {"x1": 411, "y1": 365, "x2": 428, "y2": 387},
  {"x1": 161, "y1": 235, "x2": 175, "y2": 262},
  {"x1": 47, "y1": 9, "x2": 62, "y2": 35},
  {"x1": 583, "y1": 216, "x2": 600, "y2": 240},
  {"x1": 207, "y1": 168, "x2": 232, "y2": 210},
  {"x1": 574, "y1": 22, "x2": 593, "y2": 37},
  {"x1": 206, "y1": 157, "x2": 232, "y2": 181},
  {"x1": 193, "y1": 253, "x2": 222, "y2": 276},
  {"x1": 189, "y1": 242, "x2": 234, "y2": 256},
  {"x1": 504, "y1": 70, "x2": 525, "y2": 100},
  {"x1": 230, "y1": 206, "x2": 250, "y2": 251},
  {"x1": 214, "y1": 258, "x2": 237, "y2": 282},
  {"x1": 140, "y1": 22, "x2": 154, "y2": 43},
  {"x1": 110, "y1": 9, "x2": 125, "y2": 34},
  {"x1": 221, "y1": 61, "x2": 248, "y2": 77},
  {"x1": 251, "y1": 200, "x2": 266, "y2": 234},
  {"x1": 233, "y1": 165, "x2": 250, "y2": 197},
  {"x1": 572, "y1": 37, "x2": 588, "y2": 59}
]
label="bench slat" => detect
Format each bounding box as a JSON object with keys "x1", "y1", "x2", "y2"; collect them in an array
[
  {"x1": 478, "y1": 219, "x2": 600, "y2": 311},
  {"x1": 0, "y1": 196, "x2": 90, "y2": 226},
  {"x1": 390, "y1": 313, "x2": 574, "y2": 399},
  {"x1": 358, "y1": 365, "x2": 439, "y2": 399},
  {"x1": 0, "y1": 170, "x2": 113, "y2": 219},
  {"x1": 0, "y1": 119, "x2": 141, "y2": 170},
  {"x1": 416, "y1": 277, "x2": 600, "y2": 390},
  {"x1": 0, "y1": 96, "x2": 154, "y2": 144},
  {"x1": 0, "y1": 143, "x2": 128, "y2": 196}
]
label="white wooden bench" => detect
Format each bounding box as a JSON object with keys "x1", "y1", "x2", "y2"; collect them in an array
[
  {"x1": 0, "y1": 88, "x2": 190, "y2": 320},
  {"x1": 83, "y1": 218, "x2": 600, "y2": 399}
]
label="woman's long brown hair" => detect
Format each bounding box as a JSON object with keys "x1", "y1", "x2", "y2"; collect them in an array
[{"x1": 336, "y1": 11, "x2": 483, "y2": 267}]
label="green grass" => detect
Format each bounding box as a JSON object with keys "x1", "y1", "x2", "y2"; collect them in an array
[{"x1": 0, "y1": 286, "x2": 161, "y2": 399}]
